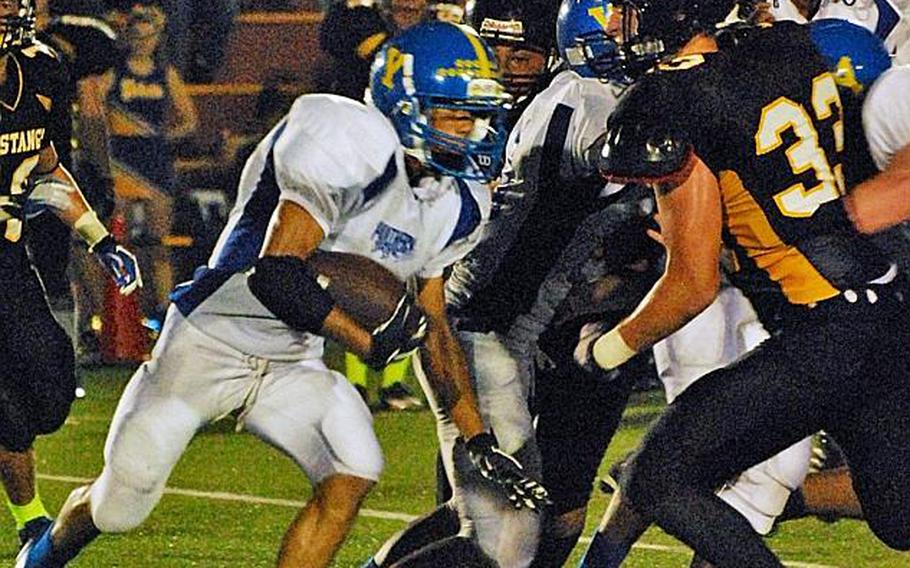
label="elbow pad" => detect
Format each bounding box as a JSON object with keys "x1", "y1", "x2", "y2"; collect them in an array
[{"x1": 248, "y1": 255, "x2": 335, "y2": 333}]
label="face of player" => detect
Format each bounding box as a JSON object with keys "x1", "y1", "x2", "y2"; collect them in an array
[
  {"x1": 429, "y1": 107, "x2": 477, "y2": 140},
  {"x1": 491, "y1": 44, "x2": 548, "y2": 98},
  {"x1": 393, "y1": 0, "x2": 427, "y2": 29}
]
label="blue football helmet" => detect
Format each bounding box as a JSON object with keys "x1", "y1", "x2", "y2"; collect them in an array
[
  {"x1": 556, "y1": 0, "x2": 628, "y2": 83},
  {"x1": 810, "y1": 18, "x2": 892, "y2": 94},
  {"x1": 369, "y1": 22, "x2": 511, "y2": 182}
]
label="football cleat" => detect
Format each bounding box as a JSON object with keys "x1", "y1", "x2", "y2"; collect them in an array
[
  {"x1": 17, "y1": 516, "x2": 51, "y2": 548},
  {"x1": 15, "y1": 520, "x2": 62, "y2": 568}
]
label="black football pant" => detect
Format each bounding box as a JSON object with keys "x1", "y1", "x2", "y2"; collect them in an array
[
  {"x1": 0, "y1": 268, "x2": 75, "y2": 451},
  {"x1": 622, "y1": 283, "x2": 910, "y2": 567},
  {"x1": 27, "y1": 213, "x2": 73, "y2": 311}
]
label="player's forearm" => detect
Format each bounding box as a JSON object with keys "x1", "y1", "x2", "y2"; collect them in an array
[
  {"x1": 319, "y1": 308, "x2": 373, "y2": 359},
  {"x1": 618, "y1": 263, "x2": 719, "y2": 352},
  {"x1": 419, "y1": 321, "x2": 485, "y2": 438},
  {"x1": 846, "y1": 167, "x2": 910, "y2": 234}
]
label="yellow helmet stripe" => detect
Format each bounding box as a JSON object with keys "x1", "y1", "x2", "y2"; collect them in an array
[{"x1": 461, "y1": 25, "x2": 496, "y2": 78}]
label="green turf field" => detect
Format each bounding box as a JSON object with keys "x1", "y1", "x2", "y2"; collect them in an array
[{"x1": 3, "y1": 367, "x2": 908, "y2": 567}]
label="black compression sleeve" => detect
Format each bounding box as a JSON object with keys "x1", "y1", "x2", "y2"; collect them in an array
[{"x1": 248, "y1": 255, "x2": 335, "y2": 333}]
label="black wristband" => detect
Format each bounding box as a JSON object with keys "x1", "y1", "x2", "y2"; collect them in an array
[{"x1": 249, "y1": 255, "x2": 335, "y2": 333}]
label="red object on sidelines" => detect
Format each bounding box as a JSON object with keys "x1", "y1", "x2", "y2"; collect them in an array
[{"x1": 100, "y1": 214, "x2": 148, "y2": 364}]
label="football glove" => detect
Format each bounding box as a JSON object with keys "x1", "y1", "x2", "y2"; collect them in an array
[
  {"x1": 363, "y1": 295, "x2": 428, "y2": 370},
  {"x1": 92, "y1": 235, "x2": 143, "y2": 296},
  {"x1": 465, "y1": 432, "x2": 550, "y2": 512}
]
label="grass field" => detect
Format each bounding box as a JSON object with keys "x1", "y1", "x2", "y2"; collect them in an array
[{"x1": 3, "y1": 366, "x2": 908, "y2": 567}]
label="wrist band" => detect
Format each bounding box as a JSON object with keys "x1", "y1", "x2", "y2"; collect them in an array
[
  {"x1": 74, "y1": 210, "x2": 110, "y2": 250},
  {"x1": 592, "y1": 328, "x2": 637, "y2": 371}
]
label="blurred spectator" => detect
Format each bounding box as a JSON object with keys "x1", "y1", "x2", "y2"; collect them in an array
[
  {"x1": 106, "y1": 0, "x2": 237, "y2": 82},
  {"x1": 316, "y1": 1, "x2": 394, "y2": 100},
  {"x1": 102, "y1": 2, "x2": 198, "y2": 315}
]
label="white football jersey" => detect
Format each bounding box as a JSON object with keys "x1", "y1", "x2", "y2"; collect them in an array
[
  {"x1": 863, "y1": 64, "x2": 910, "y2": 170},
  {"x1": 447, "y1": 69, "x2": 623, "y2": 336},
  {"x1": 172, "y1": 94, "x2": 491, "y2": 360}
]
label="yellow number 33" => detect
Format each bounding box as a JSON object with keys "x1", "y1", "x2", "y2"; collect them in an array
[{"x1": 755, "y1": 72, "x2": 846, "y2": 218}]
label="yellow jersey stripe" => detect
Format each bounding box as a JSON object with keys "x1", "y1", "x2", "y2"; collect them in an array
[{"x1": 719, "y1": 170, "x2": 840, "y2": 305}]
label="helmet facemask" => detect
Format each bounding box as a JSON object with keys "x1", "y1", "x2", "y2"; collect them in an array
[
  {"x1": 396, "y1": 94, "x2": 509, "y2": 182},
  {"x1": 0, "y1": 0, "x2": 34, "y2": 55}
]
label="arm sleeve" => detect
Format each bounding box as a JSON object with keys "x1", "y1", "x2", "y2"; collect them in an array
[{"x1": 863, "y1": 66, "x2": 910, "y2": 171}]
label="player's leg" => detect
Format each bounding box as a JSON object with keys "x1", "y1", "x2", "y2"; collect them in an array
[
  {"x1": 379, "y1": 331, "x2": 540, "y2": 568},
  {"x1": 825, "y1": 307, "x2": 910, "y2": 551},
  {"x1": 241, "y1": 361, "x2": 383, "y2": 568},
  {"x1": 533, "y1": 346, "x2": 639, "y2": 568},
  {"x1": 16, "y1": 309, "x2": 245, "y2": 566},
  {"x1": 619, "y1": 306, "x2": 880, "y2": 568},
  {"x1": 581, "y1": 289, "x2": 759, "y2": 567},
  {"x1": 367, "y1": 504, "x2": 460, "y2": 568},
  {"x1": 454, "y1": 331, "x2": 542, "y2": 567},
  {"x1": 0, "y1": 267, "x2": 76, "y2": 546}
]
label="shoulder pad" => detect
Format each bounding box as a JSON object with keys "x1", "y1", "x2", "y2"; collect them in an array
[{"x1": 595, "y1": 75, "x2": 695, "y2": 185}]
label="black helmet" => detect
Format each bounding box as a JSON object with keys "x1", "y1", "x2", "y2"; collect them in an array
[
  {"x1": 466, "y1": 0, "x2": 558, "y2": 101},
  {"x1": 613, "y1": 0, "x2": 737, "y2": 78}
]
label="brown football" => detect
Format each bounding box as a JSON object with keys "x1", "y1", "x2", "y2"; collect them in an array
[{"x1": 305, "y1": 250, "x2": 406, "y2": 329}]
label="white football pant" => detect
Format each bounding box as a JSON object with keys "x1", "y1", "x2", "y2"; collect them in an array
[{"x1": 90, "y1": 306, "x2": 383, "y2": 533}]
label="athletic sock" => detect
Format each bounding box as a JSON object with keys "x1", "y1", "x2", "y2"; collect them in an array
[
  {"x1": 7, "y1": 493, "x2": 49, "y2": 530},
  {"x1": 577, "y1": 531, "x2": 632, "y2": 568}
]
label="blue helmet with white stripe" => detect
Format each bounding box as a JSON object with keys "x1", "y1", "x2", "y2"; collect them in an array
[
  {"x1": 810, "y1": 18, "x2": 892, "y2": 94},
  {"x1": 557, "y1": 0, "x2": 628, "y2": 83},
  {"x1": 369, "y1": 22, "x2": 511, "y2": 182}
]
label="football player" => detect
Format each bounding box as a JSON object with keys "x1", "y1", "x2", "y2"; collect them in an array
[
  {"x1": 575, "y1": 0, "x2": 910, "y2": 566},
  {"x1": 17, "y1": 22, "x2": 546, "y2": 568},
  {"x1": 466, "y1": 0, "x2": 559, "y2": 124},
  {"x1": 364, "y1": 2, "x2": 637, "y2": 567},
  {"x1": 768, "y1": 0, "x2": 910, "y2": 63},
  {"x1": 0, "y1": 0, "x2": 139, "y2": 552}
]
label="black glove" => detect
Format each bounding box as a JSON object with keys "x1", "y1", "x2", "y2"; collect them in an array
[
  {"x1": 363, "y1": 295, "x2": 428, "y2": 370},
  {"x1": 465, "y1": 432, "x2": 550, "y2": 511}
]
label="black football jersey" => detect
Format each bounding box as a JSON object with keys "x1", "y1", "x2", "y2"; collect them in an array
[
  {"x1": 0, "y1": 43, "x2": 71, "y2": 279},
  {"x1": 600, "y1": 22, "x2": 891, "y2": 312}
]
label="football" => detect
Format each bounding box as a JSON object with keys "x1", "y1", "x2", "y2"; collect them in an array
[{"x1": 305, "y1": 250, "x2": 407, "y2": 329}]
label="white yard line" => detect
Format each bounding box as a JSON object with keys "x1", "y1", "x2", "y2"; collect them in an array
[{"x1": 37, "y1": 473, "x2": 840, "y2": 568}]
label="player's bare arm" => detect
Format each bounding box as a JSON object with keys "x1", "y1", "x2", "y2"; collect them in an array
[
  {"x1": 415, "y1": 275, "x2": 485, "y2": 439},
  {"x1": 255, "y1": 199, "x2": 374, "y2": 357},
  {"x1": 618, "y1": 157, "x2": 723, "y2": 350},
  {"x1": 844, "y1": 143, "x2": 910, "y2": 233},
  {"x1": 578, "y1": 157, "x2": 722, "y2": 371}
]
